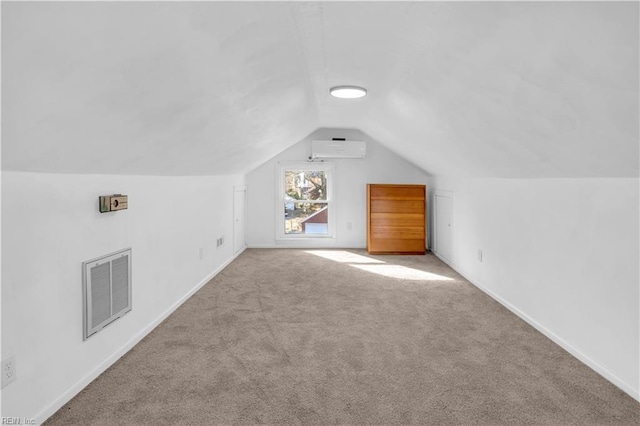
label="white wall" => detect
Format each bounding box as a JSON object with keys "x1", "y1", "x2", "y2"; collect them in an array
[
  {"x1": 1, "y1": 171, "x2": 245, "y2": 422},
  {"x1": 428, "y1": 176, "x2": 639, "y2": 399},
  {"x1": 246, "y1": 129, "x2": 430, "y2": 248}
]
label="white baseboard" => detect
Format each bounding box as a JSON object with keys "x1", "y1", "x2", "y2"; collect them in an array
[
  {"x1": 34, "y1": 248, "x2": 246, "y2": 425},
  {"x1": 247, "y1": 243, "x2": 365, "y2": 249},
  {"x1": 432, "y1": 251, "x2": 640, "y2": 402}
]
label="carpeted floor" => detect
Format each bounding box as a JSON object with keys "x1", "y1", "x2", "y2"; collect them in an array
[{"x1": 46, "y1": 249, "x2": 639, "y2": 425}]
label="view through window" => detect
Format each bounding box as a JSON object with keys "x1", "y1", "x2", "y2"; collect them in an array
[{"x1": 284, "y1": 169, "x2": 329, "y2": 235}]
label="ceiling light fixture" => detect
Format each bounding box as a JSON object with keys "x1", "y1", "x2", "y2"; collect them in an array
[{"x1": 330, "y1": 86, "x2": 367, "y2": 99}]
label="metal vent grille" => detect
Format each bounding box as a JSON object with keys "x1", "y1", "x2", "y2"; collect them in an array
[{"x1": 83, "y1": 248, "x2": 132, "y2": 340}]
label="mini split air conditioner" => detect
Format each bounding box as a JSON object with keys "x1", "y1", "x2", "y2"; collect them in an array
[{"x1": 311, "y1": 139, "x2": 366, "y2": 159}]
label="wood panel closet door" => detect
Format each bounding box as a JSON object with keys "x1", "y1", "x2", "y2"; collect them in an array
[{"x1": 367, "y1": 184, "x2": 426, "y2": 254}]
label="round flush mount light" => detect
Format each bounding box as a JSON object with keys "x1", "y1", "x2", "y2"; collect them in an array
[{"x1": 329, "y1": 86, "x2": 367, "y2": 99}]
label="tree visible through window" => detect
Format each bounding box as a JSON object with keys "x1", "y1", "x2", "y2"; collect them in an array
[{"x1": 284, "y1": 169, "x2": 329, "y2": 235}]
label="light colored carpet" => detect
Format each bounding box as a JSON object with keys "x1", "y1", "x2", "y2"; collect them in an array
[{"x1": 46, "y1": 249, "x2": 639, "y2": 425}]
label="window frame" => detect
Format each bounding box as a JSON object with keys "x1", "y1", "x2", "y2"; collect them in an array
[{"x1": 275, "y1": 161, "x2": 335, "y2": 240}]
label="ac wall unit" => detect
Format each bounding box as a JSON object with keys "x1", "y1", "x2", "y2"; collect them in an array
[{"x1": 311, "y1": 140, "x2": 366, "y2": 159}]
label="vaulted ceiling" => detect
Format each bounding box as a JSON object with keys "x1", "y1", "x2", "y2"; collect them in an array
[{"x1": 2, "y1": 1, "x2": 638, "y2": 177}]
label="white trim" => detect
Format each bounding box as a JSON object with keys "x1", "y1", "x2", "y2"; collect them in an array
[
  {"x1": 34, "y1": 248, "x2": 246, "y2": 425},
  {"x1": 432, "y1": 251, "x2": 640, "y2": 402}
]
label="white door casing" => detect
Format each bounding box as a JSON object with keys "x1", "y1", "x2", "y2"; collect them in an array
[
  {"x1": 434, "y1": 191, "x2": 453, "y2": 263},
  {"x1": 233, "y1": 186, "x2": 247, "y2": 254}
]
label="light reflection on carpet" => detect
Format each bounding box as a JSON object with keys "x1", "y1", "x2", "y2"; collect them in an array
[
  {"x1": 305, "y1": 250, "x2": 453, "y2": 281},
  {"x1": 304, "y1": 250, "x2": 383, "y2": 264},
  {"x1": 350, "y1": 263, "x2": 453, "y2": 281}
]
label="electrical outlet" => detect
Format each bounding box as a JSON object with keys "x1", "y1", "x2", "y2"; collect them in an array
[
  {"x1": 2, "y1": 355, "x2": 17, "y2": 388},
  {"x1": 346, "y1": 222, "x2": 353, "y2": 230},
  {"x1": 478, "y1": 250, "x2": 483, "y2": 262}
]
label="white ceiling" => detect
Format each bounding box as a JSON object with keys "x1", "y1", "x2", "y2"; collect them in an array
[{"x1": 2, "y1": 1, "x2": 638, "y2": 177}]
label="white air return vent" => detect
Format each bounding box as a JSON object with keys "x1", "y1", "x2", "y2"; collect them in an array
[
  {"x1": 82, "y1": 248, "x2": 132, "y2": 340},
  {"x1": 311, "y1": 140, "x2": 366, "y2": 159}
]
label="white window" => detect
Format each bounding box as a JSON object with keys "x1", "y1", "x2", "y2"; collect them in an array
[{"x1": 276, "y1": 162, "x2": 335, "y2": 239}]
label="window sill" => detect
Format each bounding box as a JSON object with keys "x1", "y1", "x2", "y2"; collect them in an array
[{"x1": 276, "y1": 235, "x2": 336, "y2": 242}]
